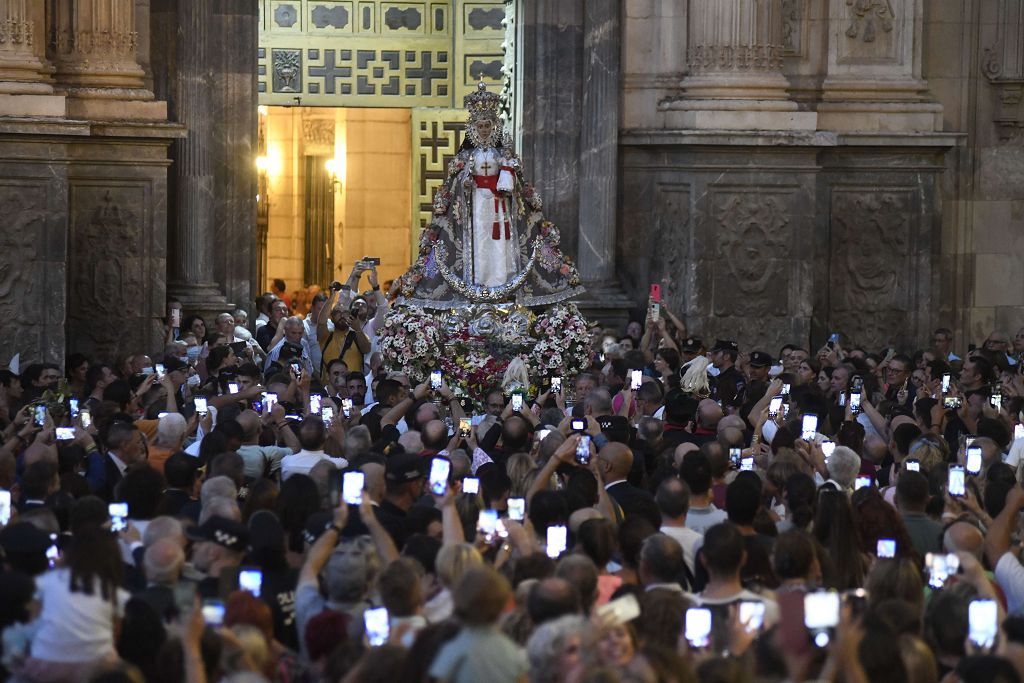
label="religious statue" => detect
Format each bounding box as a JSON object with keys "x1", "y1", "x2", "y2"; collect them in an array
[{"x1": 392, "y1": 83, "x2": 583, "y2": 309}]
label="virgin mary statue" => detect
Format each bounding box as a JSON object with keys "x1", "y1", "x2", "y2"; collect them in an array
[{"x1": 392, "y1": 83, "x2": 583, "y2": 309}]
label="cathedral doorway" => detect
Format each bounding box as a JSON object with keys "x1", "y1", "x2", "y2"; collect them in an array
[{"x1": 255, "y1": 0, "x2": 514, "y2": 303}]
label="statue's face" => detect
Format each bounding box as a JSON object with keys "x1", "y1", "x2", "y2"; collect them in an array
[{"x1": 474, "y1": 118, "x2": 494, "y2": 142}]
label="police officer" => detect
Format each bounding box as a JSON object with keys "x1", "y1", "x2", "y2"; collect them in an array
[{"x1": 709, "y1": 339, "x2": 746, "y2": 408}]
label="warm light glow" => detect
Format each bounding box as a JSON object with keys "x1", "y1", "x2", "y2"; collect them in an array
[
  {"x1": 256, "y1": 146, "x2": 283, "y2": 177},
  {"x1": 258, "y1": 105, "x2": 268, "y2": 117},
  {"x1": 255, "y1": 155, "x2": 270, "y2": 171},
  {"x1": 325, "y1": 158, "x2": 342, "y2": 176}
]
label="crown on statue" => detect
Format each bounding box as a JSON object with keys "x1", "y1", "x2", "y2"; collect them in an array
[{"x1": 464, "y1": 82, "x2": 500, "y2": 122}]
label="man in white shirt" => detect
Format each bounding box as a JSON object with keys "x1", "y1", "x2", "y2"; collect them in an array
[
  {"x1": 687, "y1": 522, "x2": 779, "y2": 627},
  {"x1": 679, "y1": 451, "x2": 727, "y2": 535},
  {"x1": 303, "y1": 292, "x2": 330, "y2": 377},
  {"x1": 655, "y1": 478, "x2": 703, "y2": 575},
  {"x1": 281, "y1": 416, "x2": 348, "y2": 480},
  {"x1": 985, "y1": 485, "x2": 1024, "y2": 615}
]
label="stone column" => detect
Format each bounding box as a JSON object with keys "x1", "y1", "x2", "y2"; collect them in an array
[
  {"x1": 0, "y1": 0, "x2": 64, "y2": 115},
  {"x1": 577, "y1": 0, "x2": 619, "y2": 283},
  {"x1": 47, "y1": 0, "x2": 165, "y2": 120},
  {"x1": 662, "y1": 0, "x2": 816, "y2": 130},
  {"x1": 163, "y1": 0, "x2": 232, "y2": 315}
]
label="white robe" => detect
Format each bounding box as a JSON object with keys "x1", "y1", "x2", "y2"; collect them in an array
[{"x1": 470, "y1": 147, "x2": 518, "y2": 287}]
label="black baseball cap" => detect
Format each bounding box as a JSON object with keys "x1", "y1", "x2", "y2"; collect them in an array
[
  {"x1": 681, "y1": 338, "x2": 703, "y2": 353},
  {"x1": 710, "y1": 339, "x2": 739, "y2": 353},
  {"x1": 185, "y1": 516, "x2": 250, "y2": 552},
  {"x1": 385, "y1": 451, "x2": 425, "y2": 484},
  {"x1": 748, "y1": 351, "x2": 773, "y2": 368}
]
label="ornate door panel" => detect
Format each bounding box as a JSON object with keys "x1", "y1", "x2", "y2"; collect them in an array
[{"x1": 410, "y1": 107, "x2": 464, "y2": 255}]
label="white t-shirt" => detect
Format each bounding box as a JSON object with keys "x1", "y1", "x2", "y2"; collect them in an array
[
  {"x1": 281, "y1": 449, "x2": 348, "y2": 480},
  {"x1": 687, "y1": 589, "x2": 780, "y2": 628},
  {"x1": 31, "y1": 569, "x2": 130, "y2": 663},
  {"x1": 996, "y1": 552, "x2": 1024, "y2": 616},
  {"x1": 660, "y1": 524, "x2": 703, "y2": 574}
]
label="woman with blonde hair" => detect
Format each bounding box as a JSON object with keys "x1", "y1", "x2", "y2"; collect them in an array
[{"x1": 425, "y1": 542, "x2": 484, "y2": 623}]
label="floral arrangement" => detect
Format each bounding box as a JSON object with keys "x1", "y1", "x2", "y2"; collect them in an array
[{"x1": 379, "y1": 303, "x2": 592, "y2": 407}]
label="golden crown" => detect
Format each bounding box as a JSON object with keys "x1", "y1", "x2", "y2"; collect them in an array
[{"x1": 464, "y1": 82, "x2": 500, "y2": 120}]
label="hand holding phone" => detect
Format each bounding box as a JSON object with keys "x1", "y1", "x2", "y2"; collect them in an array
[
  {"x1": 508, "y1": 497, "x2": 525, "y2": 521},
  {"x1": 685, "y1": 608, "x2": 712, "y2": 649},
  {"x1": 343, "y1": 471, "x2": 365, "y2": 505},
  {"x1": 428, "y1": 458, "x2": 451, "y2": 496},
  {"x1": 546, "y1": 525, "x2": 567, "y2": 558},
  {"x1": 575, "y1": 435, "x2": 592, "y2": 465}
]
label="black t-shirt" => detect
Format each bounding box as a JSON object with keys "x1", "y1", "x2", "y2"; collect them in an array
[
  {"x1": 375, "y1": 500, "x2": 410, "y2": 549},
  {"x1": 712, "y1": 366, "x2": 747, "y2": 407}
]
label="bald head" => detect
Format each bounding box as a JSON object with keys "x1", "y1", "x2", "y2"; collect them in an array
[
  {"x1": 527, "y1": 577, "x2": 581, "y2": 625},
  {"x1": 944, "y1": 521, "x2": 984, "y2": 560},
  {"x1": 236, "y1": 410, "x2": 261, "y2": 441},
  {"x1": 361, "y1": 462, "x2": 386, "y2": 503},
  {"x1": 144, "y1": 537, "x2": 185, "y2": 584},
  {"x1": 599, "y1": 442, "x2": 633, "y2": 481},
  {"x1": 697, "y1": 400, "x2": 723, "y2": 429},
  {"x1": 422, "y1": 420, "x2": 449, "y2": 451},
  {"x1": 718, "y1": 415, "x2": 746, "y2": 434},
  {"x1": 673, "y1": 442, "x2": 699, "y2": 469}
]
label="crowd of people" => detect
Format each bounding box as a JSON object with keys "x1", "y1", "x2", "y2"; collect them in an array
[{"x1": 3, "y1": 266, "x2": 1024, "y2": 682}]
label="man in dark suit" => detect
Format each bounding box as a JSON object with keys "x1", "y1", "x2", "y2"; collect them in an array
[
  {"x1": 100, "y1": 421, "x2": 146, "y2": 502},
  {"x1": 597, "y1": 442, "x2": 661, "y2": 528},
  {"x1": 159, "y1": 452, "x2": 201, "y2": 521}
]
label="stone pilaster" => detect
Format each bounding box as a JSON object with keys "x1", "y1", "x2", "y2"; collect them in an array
[
  {"x1": 818, "y1": 0, "x2": 942, "y2": 132},
  {"x1": 661, "y1": 0, "x2": 816, "y2": 130},
  {"x1": 0, "y1": 0, "x2": 64, "y2": 115},
  {"x1": 162, "y1": 0, "x2": 232, "y2": 317},
  {"x1": 47, "y1": 0, "x2": 166, "y2": 120}
]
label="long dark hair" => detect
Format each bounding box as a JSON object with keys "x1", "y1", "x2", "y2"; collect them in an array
[
  {"x1": 65, "y1": 526, "x2": 123, "y2": 603},
  {"x1": 813, "y1": 488, "x2": 864, "y2": 589}
]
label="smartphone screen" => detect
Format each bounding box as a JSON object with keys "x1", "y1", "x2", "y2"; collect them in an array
[
  {"x1": 46, "y1": 534, "x2": 59, "y2": 568},
  {"x1": 948, "y1": 465, "x2": 966, "y2": 496},
  {"x1": 428, "y1": 458, "x2": 450, "y2": 496},
  {"x1": 546, "y1": 525, "x2": 567, "y2": 558},
  {"x1": 238, "y1": 568, "x2": 262, "y2": 597},
  {"x1": 321, "y1": 405, "x2": 335, "y2": 425},
  {"x1": 511, "y1": 393, "x2": 523, "y2": 412},
  {"x1": 56, "y1": 427, "x2": 74, "y2": 441},
  {"x1": 155, "y1": 363, "x2": 166, "y2": 380},
  {"x1": 966, "y1": 446, "x2": 983, "y2": 474},
  {"x1": 801, "y1": 414, "x2": 818, "y2": 441},
  {"x1": 804, "y1": 591, "x2": 840, "y2": 630},
  {"x1": 463, "y1": 477, "x2": 480, "y2": 495},
  {"x1": 508, "y1": 497, "x2": 525, "y2": 521},
  {"x1": 202, "y1": 599, "x2": 225, "y2": 626},
  {"x1": 341, "y1": 397, "x2": 353, "y2": 417},
  {"x1": 551, "y1": 376, "x2": 562, "y2": 394},
  {"x1": 740, "y1": 457, "x2": 754, "y2": 471},
  {"x1": 941, "y1": 373, "x2": 951, "y2": 393},
  {"x1": 969, "y1": 599, "x2": 998, "y2": 649},
  {"x1": 992, "y1": 395, "x2": 1003, "y2": 411},
  {"x1": 575, "y1": 435, "x2": 592, "y2": 465},
  {"x1": 109, "y1": 502, "x2": 128, "y2": 532},
  {"x1": 430, "y1": 370, "x2": 442, "y2": 390},
  {"x1": 905, "y1": 459, "x2": 920, "y2": 472},
  {"x1": 478, "y1": 509, "x2": 499, "y2": 541},
  {"x1": 739, "y1": 601, "x2": 766, "y2": 632},
  {"x1": 80, "y1": 408, "x2": 92, "y2": 429},
  {"x1": 821, "y1": 440, "x2": 836, "y2": 458},
  {"x1": 769, "y1": 395, "x2": 783, "y2": 417},
  {"x1": 850, "y1": 391, "x2": 862, "y2": 413},
  {"x1": 34, "y1": 404, "x2": 46, "y2": 427},
  {"x1": 729, "y1": 447, "x2": 742, "y2": 468},
  {"x1": 781, "y1": 383, "x2": 791, "y2": 396},
  {"x1": 629, "y1": 369, "x2": 642, "y2": 390},
  {"x1": 571, "y1": 418, "x2": 586, "y2": 432},
  {"x1": 876, "y1": 538, "x2": 896, "y2": 558},
  {"x1": 193, "y1": 396, "x2": 208, "y2": 414},
  {"x1": 364, "y1": 607, "x2": 390, "y2": 646},
  {"x1": 685, "y1": 608, "x2": 712, "y2": 648},
  {"x1": 227, "y1": 382, "x2": 239, "y2": 395},
  {"x1": 69, "y1": 398, "x2": 79, "y2": 418},
  {"x1": 343, "y1": 471, "x2": 365, "y2": 505},
  {"x1": 459, "y1": 417, "x2": 471, "y2": 437},
  {"x1": 854, "y1": 475, "x2": 871, "y2": 490},
  {"x1": 1015, "y1": 423, "x2": 1024, "y2": 441},
  {"x1": 309, "y1": 394, "x2": 322, "y2": 415},
  {"x1": 263, "y1": 392, "x2": 278, "y2": 414},
  {"x1": 0, "y1": 490, "x2": 11, "y2": 525}
]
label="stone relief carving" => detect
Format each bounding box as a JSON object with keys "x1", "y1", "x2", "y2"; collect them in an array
[
  {"x1": 781, "y1": 0, "x2": 803, "y2": 55},
  {"x1": 272, "y1": 49, "x2": 301, "y2": 92},
  {"x1": 301, "y1": 118, "x2": 334, "y2": 147},
  {"x1": 274, "y1": 4, "x2": 298, "y2": 28},
  {"x1": 687, "y1": 45, "x2": 784, "y2": 72},
  {"x1": 712, "y1": 192, "x2": 790, "y2": 316},
  {"x1": 654, "y1": 184, "x2": 690, "y2": 305},
  {"x1": 829, "y1": 190, "x2": 911, "y2": 349},
  {"x1": 980, "y1": 2, "x2": 1024, "y2": 140},
  {"x1": 844, "y1": 0, "x2": 895, "y2": 43},
  {"x1": 0, "y1": 185, "x2": 45, "y2": 361}
]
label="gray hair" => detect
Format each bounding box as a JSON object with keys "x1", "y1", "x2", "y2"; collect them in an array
[
  {"x1": 200, "y1": 475, "x2": 238, "y2": 505},
  {"x1": 283, "y1": 316, "x2": 304, "y2": 330},
  {"x1": 142, "y1": 516, "x2": 184, "y2": 548},
  {"x1": 826, "y1": 445, "x2": 861, "y2": 490},
  {"x1": 155, "y1": 412, "x2": 187, "y2": 447},
  {"x1": 343, "y1": 425, "x2": 372, "y2": 460},
  {"x1": 143, "y1": 538, "x2": 185, "y2": 584},
  {"x1": 324, "y1": 536, "x2": 379, "y2": 603},
  {"x1": 526, "y1": 615, "x2": 587, "y2": 683},
  {"x1": 200, "y1": 496, "x2": 241, "y2": 524},
  {"x1": 398, "y1": 430, "x2": 423, "y2": 455},
  {"x1": 584, "y1": 388, "x2": 613, "y2": 416}
]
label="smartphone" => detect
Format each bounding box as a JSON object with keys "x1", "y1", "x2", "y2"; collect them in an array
[
  {"x1": 140, "y1": 367, "x2": 155, "y2": 376},
  {"x1": 597, "y1": 594, "x2": 641, "y2": 626},
  {"x1": 0, "y1": 490, "x2": 11, "y2": 525},
  {"x1": 227, "y1": 382, "x2": 239, "y2": 395},
  {"x1": 781, "y1": 382, "x2": 791, "y2": 396},
  {"x1": 251, "y1": 399, "x2": 263, "y2": 414},
  {"x1": 170, "y1": 308, "x2": 182, "y2": 328},
  {"x1": 769, "y1": 395, "x2": 783, "y2": 418},
  {"x1": 852, "y1": 376, "x2": 864, "y2": 390},
  {"x1": 948, "y1": 464, "x2": 966, "y2": 496},
  {"x1": 630, "y1": 369, "x2": 642, "y2": 391},
  {"x1": 575, "y1": 435, "x2": 592, "y2": 466},
  {"x1": 969, "y1": 599, "x2": 999, "y2": 650},
  {"x1": 155, "y1": 363, "x2": 166, "y2": 380},
  {"x1": 821, "y1": 440, "x2": 836, "y2": 458},
  {"x1": 1015, "y1": 423, "x2": 1024, "y2": 441},
  {"x1": 364, "y1": 606, "x2": 390, "y2": 646},
  {"x1": 649, "y1": 283, "x2": 661, "y2": 303},
  {"x1": 685, "y1": 608, "x2": 712, "y2": 649},
  {"x1": 571, "y1": 418, "x2": 586, "y2": 432},
  {"x1": 193, "y1": 396, "x2": 209, "y2": 415},
  {"x1": 341, "y1": 397, "x2": 353, "y2": 418},
  {"x1": 343, "y1": 471, "x2": 365, "y2": 505},
  {"x1": 309, "y1": 394, "x2": 322, "y2": 415},
  {"x1": 80, "y1": 408, "x2": 92, "y2": 429},
  {"x1": 944, "y1": 396, "x2": 962, "y2": 409},
  {"x1": 854, "y1": 475, "x2": 871, "y2": 490},
  {"x1": 463, "y1": 477, "x2": 480, "y2": 495},
  {"x1": 992, "y1": 395, "x2": 1003, "y2": 411},
  {"x1": 551, "y1": 376, "x2": 562, "y2": 394},
  {"x1": 508, "y1": 497, "x2": 525, "y2": 521},
  {"x1": 109, "y1": 502, "x2": 128, "y2": 532},
  {"x1": 511, "y1": 393, "x2": 524, "y2": 412},
  {"x1": 827, "y1": 332, "x2": 839, "y2": 349},
  {"x1": 428, "y1": 458, "x2": 451, "y2": 496},
  {"x1": 478, "y1": 509, "x2": 499, "y2": 541},
  {"x1": 850, "y1": 390, "x2": 862, "y2": 414},
  {"x1": 905, "y1": 459, "x2": 921, "y2": 472},
  {"x1": 729, "y1": 447, "x2": 742, "y2": 468},
  {"x1": 459, "y1": 417, "x2": 471, "y2": 438},
  {"x1": 263, "y1": 392, "x2": 278, "y2": 414},
  {"x1": 926, "y1": 552, "x2": 960, "y2": 589},
  {"x1": 238, "y1": 567, "x2": 263, "y2": 597},
  {"x1": 33, "y1": 404, "x2": 46, "y2": 427},
  {"x1": 54, "y1": 427, "x2": 74, "y2": 441},
  {"x1": 321, "y1": 405, "x2": 335, "y2": 425},
  {"x1": 876, "y1": 538, "x2": 896, "y2": 558},
  {"x1": 966, "y1": 446, "x2": 983, "y2": 475},
  {"x1": 537, "y1": 428, "x2": 552, "y2": 442},
  {"x1": 941, "y1": 373, "x2": 951, "y2": 393},
  {"x1": 740, "y1": 457, "x2": 754, "y2": 472},
  {"x1": 804, "y1": 591, "x2": 840, "y2": 632},
  {"x1": 801, "y1": 414, "x2": 818, "y2": 441},
  {"x1": 46, "y1": 534, "x2": 59, "y2": 568},
  {"x1": 546, "y1": 525, "x2": 567, "y2": 558},
  {"x1": 68, "y1": 398, "x2": 79, "y2": 419},
  {"x1": 430, "y1": 370, "x2": 442, "y2": 390},
  {"x1": 739, "y1": 601, "x2": 766, "y2": 632},
  {"x1": 290, "y1": 361, "x2": 301, "y2": 378},
  {"x1": 202, "y1": 598, "x2": 225, "y2": 626}
]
